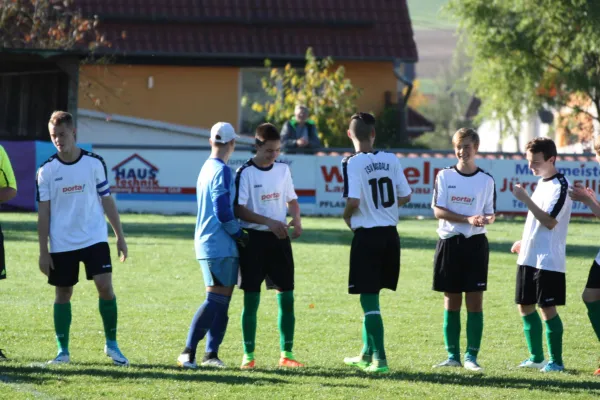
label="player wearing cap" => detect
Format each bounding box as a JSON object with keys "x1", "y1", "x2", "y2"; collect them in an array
[
  {"x1": 511, "y1": 137, "x2": 572, "y2": 373},
  {"x1": 235, "y1": 123, "x2": 304, "y2": 369},
  {"x1": 0, "y1": 144, "x2": 17, "y2": 361},
  {"x1": 567, "y1": 135, "x2": 600, "y2": 376},
  {"x1": 341, "y1": 112, "x2": 412, "y2": 374},
  {"x1": 431, "y1": 128, "x2": 496, "y2": 372},
  {"x1": 36, "y1": 111, "x2": 129, "y2": 366},
  {"x1": 177, "y1": 122, "x2": 249, "y2": 369}
]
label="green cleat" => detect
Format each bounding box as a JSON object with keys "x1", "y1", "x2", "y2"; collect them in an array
[
  {"x1": 343, "y1": 355, "x2": 371, "y2": 370},
  {"x1": 363, "y1": 360, "x2": 389, "y2": 374}
]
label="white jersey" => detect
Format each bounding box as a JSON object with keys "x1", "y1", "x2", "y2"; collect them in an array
[
  {"x1": 517, "y1": 173, "x2": 572, "y2": 273},
  {"x1": 432, "y1": 166, "x2": 496, "y2": 239},
  {"x1": 342, "y1": 151, "x2": 412, "y2": 229},
  {"x1": 36, "y1": 150, "x2": 111, "y2": 253},
  {"x1": 235, "y1": 159, "x2": 298, "y2": 231}
]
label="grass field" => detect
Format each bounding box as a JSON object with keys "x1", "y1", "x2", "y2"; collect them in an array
[{"x1": 0, "y1": 213, "x2": 599, "y2": 399}]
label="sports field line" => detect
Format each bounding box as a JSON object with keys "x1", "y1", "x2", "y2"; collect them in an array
[{"x1": 0, "y1": 373, "x2": 56, "y2": 400}]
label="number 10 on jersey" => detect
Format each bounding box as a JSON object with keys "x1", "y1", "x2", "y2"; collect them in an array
[{"x1": 368, "y1": 177, "x2": 394, "y2": 208}]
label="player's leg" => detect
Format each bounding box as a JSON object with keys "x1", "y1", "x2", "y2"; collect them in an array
[
  {"x1": 0, "y1": 225, "x2": 7, "y2": 360},
  {"x1": 515, "y1": 265, "x2": 545, "y2": 368},
  {"x1": 93, "y1": 273, "x2": 128, "y2": 366},
  {"x1": 465, "y1": 292, "x2": 483, "y2": 371},
  {"x1": 538, "y1": 269, "x2": 566, "y2": 372},
  {"x1": 582, "y1": 261, "x2": 600, "y2": 375},
  {"x1": 47, "y1": 250, "x2": 78, "y2": 364}
]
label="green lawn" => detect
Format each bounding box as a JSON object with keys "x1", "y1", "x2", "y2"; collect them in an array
[{"x1": 0, "y1": 213, "x2": 599, "y2": 399}]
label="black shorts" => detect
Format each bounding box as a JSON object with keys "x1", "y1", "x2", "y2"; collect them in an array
[
  {"x1": 0, "y1": 225, "x2": 5, "y2": 280},
  {"x1": 432, "y1": 234, "x2": 489, "y2": 293},
  {"x1": 586, "y1": 261, "x2": 600, "y2": 289},
  {"x1": 349, "y1": 226, "x2": 400, "y2": 294},
  {"x1": 49, "y1": 242, "x2": 113, "y2": 287},
  {"x1": 238, "y1": 229, "x2": 294, "y2": 292},
  {"x1": 515, "y1": 265, "x2": 566, "y2": 307}
]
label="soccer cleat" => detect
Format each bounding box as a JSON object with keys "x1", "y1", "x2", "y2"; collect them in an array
[
  {"x1": 541, "y1": 361, "x2": 564, "y2": 373},
  {"x1": 433, "y1": 358, "x2": 462, "y2": 368},
  {"x1": 104, "y1": 344, "x2": 129, "y2": 367},
  {"x1": 343, "y1": 355, "x2": 371, "y2": 370},
  {"x1": 201, "y1": 357, "x2": 226, "y2": 368},
  {"x1": 240, "y1": 359, "x2": 256, "y2": 370},
  {"x1": 279, "y1": 357, "x2": 305, "y2": 368},
  {"x1": 464, "y1": 358, "x2": 483, "y2": 372},
  {"x1": 0, "y1": 349, "x2": 7, "y2": 361},
  {"x1": 363, "y1": 364, "x2": 390, "y2": 374},
  {"x1": 594, "y1": 367, "x2": 600, "y2": 376},
  {"x1": 518, "y1": 359, "x2": 548, "y2": 369},
  {"x1": 177, "y1": 353, "x2": 198, "y2": 369},
  {"x1": 47, "y1": 352, "x2": 70, "y2": 365}
]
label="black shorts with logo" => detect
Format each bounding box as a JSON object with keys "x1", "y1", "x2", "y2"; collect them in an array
[
  {"x1": 349, "y1": 226, "x2": 400, "y2": 294},
  {"x1": 586, "y1": 261, "x2": 600, "y2": 289},
  {"x1": 515, "y1": 265, "x2": 566, "y2": 307},
  {"x1": 432, "y1": 233, "x2": 489, "y2": 293},
  {"x1": 0, "y1": 224, "x2": 5, "y2": 280},
  {"x1": 238, "y1": 229, "x2": 294, "y2": 292},
  {"x1": 49, "y1": 242, "x2": 113, "y2": 287}
]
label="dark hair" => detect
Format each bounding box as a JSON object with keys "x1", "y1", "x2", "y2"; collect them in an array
[
  {"x1": 349, "y1": 112, "x2": 375, "y2": 142},
  {"x1": 526, "y1": 137, "x2": 557, "y2": 161},
  {"x1": 49, "y1": 111, "x2": 74, "y2": 128},
  {"x1": 452, "y1": 128, "x2": 480, "y2": 148},
  {"x1": 255, "y1": 123, "x2": 280, "y2": 145}
]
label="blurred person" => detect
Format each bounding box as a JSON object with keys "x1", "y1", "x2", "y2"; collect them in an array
[{"x1": 281, "y1": 105, "x2": 321, "y2": 153}]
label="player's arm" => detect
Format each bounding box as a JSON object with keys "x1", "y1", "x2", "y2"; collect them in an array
[
  {"x1": 342, "y1": 157, "x2": 361, "y2": 229},
  {"x1": 483, "y1": 176, "x2": 497, "y2": 224},
  {"x1": 431, "y1": 171, "x2": 482, "y2": 225},
  {"x1": 396, "y1": 161, "x2": 412, "y2": 207},
  {"x1": 36, "y1": 166, "x2": 53, "y2": 276},
  {"x1": 284, "y1": 168, "x2": 302, "y2": 238},
  {"x1": 0, "y1": 146, "x2": 17, "y2": 202},
  {"x1": 211, "y1": 168, "x2": 244, "y2": 237},
  {"x1": 512, "y1": 184, "x2": 561, "y2": 230},
  {"x1": 570, "y1": 184, "x2": 600, "y2": 218}
]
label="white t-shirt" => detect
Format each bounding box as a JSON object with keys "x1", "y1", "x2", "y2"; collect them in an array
[
  {"x1": 432, "y1": 166, "x2": 496, "y2": 239},
  {"x1": 517, "y1": 173, "x2": 572, "y2": 273},
  {"x1": 342, "y1": 151, "x2": 412, "y2": 229},
  {"x1": 235, "y1": 159, "x2": 298, "y2": 231},
  {"x1": 36, "y1": 150, "x2": 111, "y2": 253}
]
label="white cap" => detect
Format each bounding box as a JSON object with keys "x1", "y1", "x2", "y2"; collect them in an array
[{"x1": 210, "y1": 122, "x2": 240, "y2": 144}]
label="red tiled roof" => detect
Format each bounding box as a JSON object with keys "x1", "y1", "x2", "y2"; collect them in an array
[{"x1": 73, "y1": 0, "x2": 418, "y2": 62}]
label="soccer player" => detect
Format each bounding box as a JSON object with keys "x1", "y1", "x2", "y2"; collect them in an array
[
  {"x1": 511, "y1": 137, "x2": 572, "y2": 373},
  {"x1": 430, "y1": 128, "x2": 496, "y2": 372},
  {"x1": 0, "y1": 144, "x2": 17, "y2": 360},
  {"x1": 177, "y1": 122, "x2": 248, "y2": 369},
  {"x1": 234, "y1": 123, "x2": 304, "y2": 369},
  {"x1": 37, "y1": 111, "x2": 129, "y2": 366},
  {"x1": 341, "y1": 112, "x2": 412, "y2": 374},
  {"x1": 568, "y1": 135, "x2": 600, "y2": 376}
]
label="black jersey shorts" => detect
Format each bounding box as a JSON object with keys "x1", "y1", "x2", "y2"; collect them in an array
[
  {"x1": 515, "y1": 265, "x2": 566, "y2": 307},
  {"x1": 238, "y1": 229, "x2": 295, "y2": 292},
  {"x1": 348, "y1": 226, "x2": 400, "y2": 294},
  {"x1": 432, "y1": 233, "x2": 489, "y2": 293},
  {"x1": 49, "y1": 242, "x2": 113, "y2": 287},
  {"x1": 586, "y1": 260, "x2": 600, "y2": 289}
]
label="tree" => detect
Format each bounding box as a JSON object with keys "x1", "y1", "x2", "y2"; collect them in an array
[
  {"x1": 248, "y1": 48, "x2": 361, "y2": 147},
  {"x1": 447, "y1": 0, "x2": 600, "y2": 145}
]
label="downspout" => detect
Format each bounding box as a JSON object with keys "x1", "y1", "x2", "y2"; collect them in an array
[{"x1": 393, "y1": 59, "x2": 413, "y2": 145}]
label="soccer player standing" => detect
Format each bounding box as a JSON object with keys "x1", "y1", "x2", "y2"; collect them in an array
[
  {"x1": 431, "y1": 128, "x2": 496, "y2": 372},
  {"x1": 341, "y1": 112, "x2": 412, "y2": 374},
  {"x1": 235, "y1": 123, "x2": 304, "y2": 369},
  {"x1": 568, "y1": 136, "x2": 600, "y2": 376},
  {"x1": 511, "y1": 137, "x2": 572, "y2": 373},
  {"x1": 37, "y1": 111, "x2": 129, "y2": 366},
  {"x1": 177, "y1": 122, "x2": 248, "y2": 369},
  {"x1": 0, "y1": 144, "x2": 17, "y2": 360}
]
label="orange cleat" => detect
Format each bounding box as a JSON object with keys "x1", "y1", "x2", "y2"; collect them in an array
[
  {"x1": 279, "y1": 357, "x2": 305, "y2": 368},
  {"x1": 594, "y1": 367, "x2": 600, "y2": 376},
  {"x1": 240, "y1": 359, "x2": 256, "y2": 370}
]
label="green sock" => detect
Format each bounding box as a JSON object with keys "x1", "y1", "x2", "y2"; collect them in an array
[
  {"x1": 545, "y1": 314, "x2": 564, "y2": 366},
  {"x1": 99, "y1": 297, "x2": 118, "y2": 342},
  {"x1": 522, "y1": 311, "x2": 544, "y2": 363},
  {"x1": 443, "y1": 310, "x2": 461, "y2": 361},
  {"x1": 585, "y1": 300, "x2": 600, "y2": 341},
  {"x1": 277, "y1": 291, "x2": 295, "y2": 353},
  {"x1": 361, "y1": 321, "x2": 373, "y2": 358},
  {"x1": 54, "y1": 302, "x2": 72, "y2": 354},
  {"x1": 360, "y1": 294, "x2": 386, "y2": 361},
  {"x1": 466, "y1": 311, "x2": 483, "y2": 360},
  {"x1": 241, "y1": 292, "x2": 260, "y2": 354}
]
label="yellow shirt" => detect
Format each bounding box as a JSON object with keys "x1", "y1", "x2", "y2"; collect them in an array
[{"x1": 0, "y1": 145, "x2": 17, "y2": 190}]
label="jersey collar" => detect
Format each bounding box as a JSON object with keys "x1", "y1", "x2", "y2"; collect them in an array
[
  {"x1": 453, "y1": 165, "x2": 481, "y2": 177},
  {"x1": 543, "y1": 173, "x2": 563, "y2": 182},
  {"x1": 55, "y1": 149, "x2": 84, "y2": 165},
  {"x1": 250, "y1": 159, "x2": 274, "y2": 171}
]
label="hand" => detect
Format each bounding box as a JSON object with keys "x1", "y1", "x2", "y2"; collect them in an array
[
  {"x1": 511, "y1": 240, "x2": 521, "y2": 254},
  {"x1": 296, "y1": 137, "x2": 308, "y2": 147},
  {"x1": 39, "y1": 251, "x2": 54, "y2": 277},
  {"x1": 344, "y1": 216, "x2": 352, "y2": 230},
  {"x1": 235, "y1": 229, "x2": 250, "y2": 248},
  {"x1": 266, "y1": 219, "x2": 289, "y2": 239},
  {"x1": 288, "y1": 218, "x2": 303, "y2": 239},
  {"x1": 117, "y1": 237, "x2": 128, "y2": 262},
  {"x1": 569, "y1": 183, "x2": 595, "y2": 203},
  {"x1": 467, "y1": 215, "x2": 486, "y2": 227},
  {"x1": 512, "y1": 184, "x2": 530, "y2": 202}
]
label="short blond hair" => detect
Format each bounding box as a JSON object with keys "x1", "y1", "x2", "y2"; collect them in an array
[
  {"x1": 452, "y1": 128, "x2": 480, "y2": 148},
  {"x1": 49, "y1": 111, "x2": 74, "y2": 128}
]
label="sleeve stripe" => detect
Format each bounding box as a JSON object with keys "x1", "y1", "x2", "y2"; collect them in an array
[
  {"x1": 98, "y1": 188, "x2": 111, "y2": 196},
  {"x1": 96, "y1": 180, "x2": 108, "y2": 189},
  {"x1": 234, "y1": 163, "x2": 250, "y2": 206},
  {"x1": 433, "y1": 173, "x2": 440, "y2": 206},
  {"x1": 342, "y1": 158, "x2": 349, "y2": 198},
  {"x1": 549, "y1": 176, "x2": 568, "y2": 218}
]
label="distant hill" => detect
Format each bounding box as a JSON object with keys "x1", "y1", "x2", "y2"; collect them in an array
[{"x1": 406, "y1": 0, "x2": 457, "y2": 30}]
